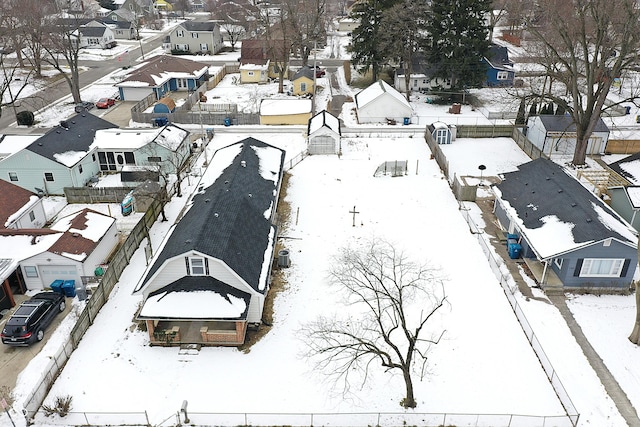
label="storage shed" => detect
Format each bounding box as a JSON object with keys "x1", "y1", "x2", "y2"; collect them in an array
[
  {"x1": 259, "y1": 99, "x2": 312, "y2": 125},
  {"x1": 153, "y1": 97, "x2": 176, "y2": 114},
  {"x1": 307, "y1": 110, "x2": 341, "y2": 155}
]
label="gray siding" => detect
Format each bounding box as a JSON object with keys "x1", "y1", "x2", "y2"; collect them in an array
[{"x1": 609, "y1": 188, "x2": 640, "y2": 232}]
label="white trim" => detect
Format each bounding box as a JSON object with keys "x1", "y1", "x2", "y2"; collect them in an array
[{"x1": 580, "y1": 258, "x2": 624, "y2": 277}]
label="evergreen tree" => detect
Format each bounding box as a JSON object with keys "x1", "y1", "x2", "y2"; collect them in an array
[
  {"x1": 555, "y1": 103, "x2": 566, "y2": 115},
  {"x1": 348, "y1": 0, "x2": 398, "y2": 81},
  {"x1": 528, "y1": 102, "x2": 537, "y2": 117},
  {"x1": 425, "y1": 0, "x2": 492, "y2": 89},
  {"x1": 98, "y1": 0, "x2": 116, "y2": 10}
]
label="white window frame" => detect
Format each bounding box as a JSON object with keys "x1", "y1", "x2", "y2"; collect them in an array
[
  {"x1": 247, "y1": 71, "x2": 255, "y2": 77},
  {"x1": 191, "y1": 32, "x2": 198, "y2": 38},
  {"x1": 23, "y1": 266, "x2": 38, "y2": 278},
  {"x1": 580, "y1": 258, "x2": 625, "y2": 277},
  {"x1": 554, "y1": 258, "x2": 563, "y2": 269},
  {"x1": 176, "y1": 30, "x2": 184, "y2": 37},
  {"x1": 435, "y1": 128, "x2": 448, "y2": 144},
  {"x1": 189, "y1": 257, "x2": 206, "y2": 275},
  {"x1": 29, "y1": 211, "x2": 35, "y2": 222},
  {"x1": 8, "y1": 172, "x2": 17, "y2": 181},
  {"x1": 300, "y1": 82, "x2": 307, "y2": 92},
  {"x1": 496, "y1": 71, "x2": 509, "y2": 80}
]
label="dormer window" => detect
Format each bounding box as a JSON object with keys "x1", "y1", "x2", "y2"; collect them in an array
[{"x1": 188, "y1": 257, "x2": 206, "y2": 275}]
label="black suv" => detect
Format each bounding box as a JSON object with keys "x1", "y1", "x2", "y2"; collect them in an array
[{"x1": 1, "y1": 292, "x2": 66, "y2": 346}]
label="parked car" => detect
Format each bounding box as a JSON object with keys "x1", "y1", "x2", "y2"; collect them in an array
[
  {"x1": 314, "y1": 65, "x2": 326, "y2": 78},
  {"x1": 75, "y1": 101, "x2": 95, "y2": 113},
  {"x1": 96, "y1": 98, "x2": 116, "y2": 109},
  {"x1": 1, "y1": 292, "x2": 66, "y2": 346}
]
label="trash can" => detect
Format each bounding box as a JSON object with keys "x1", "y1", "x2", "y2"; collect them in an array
[
  {"x1": 403, "y1": 117, "x2": 410, "y2": 125},
  {"x1": 75, "y1": 282, "x2": 88, "y2": 301},
  {"x1": 154, "y1": 117, "x2": 168, "y2": 127},
  {"x1": 61, "y1": 280, "x2": 76, "y2": 297},
  {"x1": 224, "y1": 117, "x2": 231, "y2": 127},
  {"x1": 626, "y1": 106, "x2": 632, "y2": 115},
  {"x1": 50, "y1": 280, "x2": 64, "y2": 294},
  {"x1": 278, "y1": 249, "x2": 290, "y2": 268},
  {"x1": 506, "y1": 234, "x2": 522, "y2": 259}
]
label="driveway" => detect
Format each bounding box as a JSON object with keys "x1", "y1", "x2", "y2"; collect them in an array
[{"x1": 0, "y1": 296, "x2": 72, "y2": 393}]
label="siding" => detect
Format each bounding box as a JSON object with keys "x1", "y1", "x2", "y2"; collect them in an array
[
  {"x1": 20, "y1": 253, "x2": 83, "y2": 291},
  {"x1": 357, "y1": 95, "x2": 412, "y2": 124}
]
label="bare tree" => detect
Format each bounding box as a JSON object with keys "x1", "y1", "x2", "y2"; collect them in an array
[
  {"x1": 523, "y1": 0, "x2": 640, "y2": 166},
  {"x1": 284, "y1": 0, "x2": 327, "y2": 66},
  {"x1": 300, "y1": 238, "x2": 448, "y2": 408},
  {"x1": 629, "y1": 282, "x2": 640, "y2": 345},
  {"x1": 211, "y1": 0, "x2": 255, "y2": 50},
  {"x1": 0, "y1": 54, "x2": 37, "y2": 119}
]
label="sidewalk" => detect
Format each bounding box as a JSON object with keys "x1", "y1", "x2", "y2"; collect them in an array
[{"x1": 475, "y1": 193, "x2": 640, "y2": 427}]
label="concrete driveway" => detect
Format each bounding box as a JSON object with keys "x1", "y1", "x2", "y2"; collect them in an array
[{"x1": 0, "y1": 296, "x2": 72, "y2": 393}]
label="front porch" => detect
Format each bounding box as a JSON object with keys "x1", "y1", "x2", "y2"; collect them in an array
[
  {"x1": 146, "y1": 319, "x2": 247, "y2": 346},
  {"x1": 522, "y1": 257, "x2": 564, "y2": 295}
]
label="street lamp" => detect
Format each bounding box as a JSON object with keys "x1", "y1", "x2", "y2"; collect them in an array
[{"x1": 478, "y1": 164, "x2": 486, "y2": 186}]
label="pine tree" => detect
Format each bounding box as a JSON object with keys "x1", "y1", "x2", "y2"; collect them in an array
[
  {"x1": 515, "y1": 98, "x2": 526, "y2": 125},
  {"x1": 425, "y1": 0, "x2": 492, "y2": 89},
  {"x1": 528, "y1": 102, "x2": 537, "y2": 117},
  {"x1": 348, "y1": 0, "x2": 399, "y2": 82}
]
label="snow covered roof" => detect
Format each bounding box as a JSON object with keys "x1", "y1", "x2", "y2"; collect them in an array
[
  {"x1": 0, "y1": 180, "x2": 39, "y2": 228},
  {"x1": 47, "y1": 208, "x2": 116, "y2": 262},
  {"x1": 136, "y1": 137, "x2": 285, "y2": 295},
  {"x1": 138, "y1": 276, "x2": 251, "y2": 320},
  {"x1": 26, "y1": 113, "x2": 117, "y2": 167},
  {"x1": 355, "y1": 79, "x2": 411, "y2": 110},
  {"x1": 91, "y1": 124, "x2": 189, "y2": 152},
  {"x1": 0, "y1": 135, "x2": 45, "y2": 161},
  {"x1": 0, "y1": 233, "x2": 63, "y2": 282},
  {"x1": 495, "y1": 158, "x2": 637, "y2": 259},
  {"x1": 260, "y1": 99, "x2": 312, "y2": 116},
  {"x1": 116, "y1": 55, "x2": 209, "y2": 88},
  {"x1": 625, "y1": 187, "x2": 640, "y2": 209},
  {"x1": 308, "y1": 110, "x2": 341, "y2": 135},
  {"x1": 609, "y1": 152, "x2": 640, "y2": 185}
]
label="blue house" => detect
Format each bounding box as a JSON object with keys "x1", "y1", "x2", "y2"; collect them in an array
[
  {"x1": 493, "y1": 158, "x2": 638, "y2": 292},
  {"x1": 116, "y1": 55, "x2": 210, "y2": 101},
  {"x1": 483, "y1": 44, "x2": 515, "y2": 87}
]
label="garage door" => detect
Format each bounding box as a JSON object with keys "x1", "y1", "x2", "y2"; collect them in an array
[
  {"x1": 122, "y1": 87, "x2": 154, "y2": 101},
  {"x1": 39, "y1": 265, "x2": 79, "y2": 288},
  {"x1": 309, "y1": 136, "x2": 336, "y2": 155}
]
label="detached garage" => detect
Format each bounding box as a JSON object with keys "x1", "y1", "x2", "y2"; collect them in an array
[
  {"x1": 307, "y1": 110, "x2": 341, "y2": 155},
  {"x1": 19, "y1": 208, "x2": 119, "y2": 291}
]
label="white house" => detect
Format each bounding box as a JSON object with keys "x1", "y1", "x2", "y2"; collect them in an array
[
  {"x1": 355, "y1": 80, "x2": 413, "y2": 124},
  {"x1": 307, "y1": 110, "x2": 341, "y2": 155},
  {"x1": 16, "y1": 208, "x2": 119, "y2": 291},
  {"x1": 526, "y1": 115, "x2": 610, "y2": 157},
  {"x1": 0, "y1": 180, "x2": 47, "y2": 230}
]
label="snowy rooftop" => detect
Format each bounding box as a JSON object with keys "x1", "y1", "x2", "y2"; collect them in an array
[
  {"x1": 260, "y1": 99, "x2": 312, "y2": 115},
  {"x1": 355, "y1": 79, "x2": 411, "y2": 109}
]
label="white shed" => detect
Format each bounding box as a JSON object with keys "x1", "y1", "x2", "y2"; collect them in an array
[
  {"x1": 307, "y1": 110, "x2": 341, "y2": 155},
  {"x1": 355, "y1": 80, "x2": 413, "y2": 124},
  {"x1": 526, "y1": 115, "x2": 610, "y2": 157}
]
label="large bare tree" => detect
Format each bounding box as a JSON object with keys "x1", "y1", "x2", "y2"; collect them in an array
[
  {"x1": 523, "y1": 0, "x2": 640, "y2": 166},
  {"x1": 300, "y1": 238, "x2": 448, "y2": 408},
  {"x1": 284, "y1": 0, "x2": 327, "y2": 66}
]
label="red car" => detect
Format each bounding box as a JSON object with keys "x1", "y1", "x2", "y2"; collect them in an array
[{"x1": 96, "y1": 98, "x2": 116, "y2": 109}]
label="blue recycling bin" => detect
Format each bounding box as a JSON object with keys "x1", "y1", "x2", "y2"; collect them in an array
[
  {"x1": 224, "y1": 117, "x2": 231, "y2": 126},
  {"x1": 154, "y1": 117, "x2": 168, "y2": 127},
  {"x1": 403, "y1": 117, "x2": 410, "y2": 125},
  {"x1": 507, "y1": 235, "x2": 522, "y2": 259},
  {"x1": 61, "y1": 280, "x2": 76, "y2": 297},
  {"x1": 50, "y1": 280, "x2": 64, "y2": 294}
]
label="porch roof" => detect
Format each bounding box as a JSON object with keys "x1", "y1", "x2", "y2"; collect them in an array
[{"x1": 138, "y1": 276, "x2": 251, "y2": 320}]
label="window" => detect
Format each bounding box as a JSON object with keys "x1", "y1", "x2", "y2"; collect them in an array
[
  {"x1": 300, "y1": 82, "x2": 307, "y2": 92},
  {"x1": 148, "y1": 156, "x2": 162, "y2": 162},
  {"x1": 99, "y1": 151, "x2": 135, "y2": 171},
  {"x1": 78, "y1": 164, "x2": 83, "y2": 174},
  {"x1": 554, "y1": 258, "x2": 563, "y2": 269},
  {"x1": 580, "y1": 258, "x2": 625, "y2": 277},
  {"x1": 248, "y1": 71, "x2": 254, "y2": 77},
  {"x1": 435, "y1": 128, "x2": 449, "y2": 144},
  {"x1": 8, "y1": 172, "x2": 17, "y2": 181},
  {"x1": 497, "y1": 71, "x2": 509, "y2": 80},
  {"x1": 29, "y1": 211, "x2": 35, "y2": 222},
  {"x1": 23, "y1": 266, "x2": 38, "y2": 278},
  {"x1": 176, "y1": 30, "x2": 184, "y2": 37},
  {"x1": 189, "y1": 257, "x2": 206, "y2": 275},
  {"x1": 92, "y1": 153, "x2": 96, "y2": 162},
  {"x1": 191, "y1": 32, "x2": 198, "y2": 38},
  {"x1": 44, "y1": 172, "x2": 54, "y2": 182}
]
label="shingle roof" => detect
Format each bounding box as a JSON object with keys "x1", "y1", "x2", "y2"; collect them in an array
[
  {"x1": 496, "y1": 158, "x2": 636, "y2": 251},
  {"x1": 117, "y1": 55, "x2": 209, "y2": 87},
  {"x1": 0, "y1": 180, "x2": 36, "y2": 229},
  {"x1": 536, "y1": 115, "x2": 610, "y2": 133},
  {"x1": 79, "y1": 26, "x2": 107, "y2": 37},
  {"x1": 179, "y1": 21, "x2": 218, "y2": 32},
  {"x1": 142, "y1": 138, "x2": 285, "y2": 293},
  {"x1": 293, "y1": 66, "x2": 314, "y2": 81},
  {"x1": 26, "y1": 113, "x2": 117, "y2": 164},
  {"x1": 307, "y1": 110, "x2": 341, "y2": 135},
  {"x1": 609, "y1": 152, "x2": 640, "y2": 184}
]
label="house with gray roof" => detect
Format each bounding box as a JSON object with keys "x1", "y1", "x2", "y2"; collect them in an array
[
  {"x1": 169, "y1": 20, "x2": 223, "y2": 55},
  {"x1": 526, "y1": 114, "x2": 610, "y2": 158},
  {"x1": 77, "y1": 24, "x2": 117, "y2": 49},
  {"x1": 133, "y1": 137, "x2": 286, "y2": 346},
  {"x1": 115, "y1": 55, "x2": 210, "y2": 101},
  {"x1": 0, "y1": 113, "x2": 117, "y2": 195},
  {"x1": 493, "y1": 157, "x2": 638, "y2": 292}
]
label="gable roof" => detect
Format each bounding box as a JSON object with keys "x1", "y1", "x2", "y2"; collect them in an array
[
  {"x1": 91, "y1": 124, "x2": 189, "y2": 151},
  {"x1": 0, "y1": 180, "x2": 38, "y2": 229},
  {"x1": 79, "y1": 25, "x2": 108, "y2": 37},
  {"x1": 484, "y1": 44, "x2": 513, "y2": 71},
  {"x1": 239, "y1": 38, "x2": 288, "y2": 65},
  {"x1": 608, "y1": 152, "x2": 640, "y2": 185},
  {"x1": 178, "y1": 20, "x2": 218, "y2": 32},
  {"x1": 26, "y1": 113, "x2": 117, "y2": 167},
  {"x1": 47, "y1": 208, "x2": 116, "y2": 262},
  {"x1": 116, "y1": 55, "x2": 209, "y2": 88},
  {"x1": 533, "y1": 115, "x2": 610, "y2": 134},
  {"x1": 293, "y1": 66, "x2": 314, "y2": 81},
  {"x1": 495, "y1": 158, "x2": 637, "y2": 259},
  {"x1": 137, "y1": 137, "x2": 285, "y2": 294},
  {"x1": 308, "y1": 110, "x2": 341, "y2": 135},
  {"x1": 355, "y1": 79, "x2": 411, "y2": 110}
]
